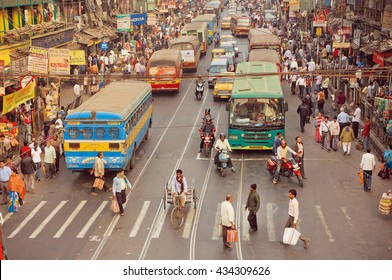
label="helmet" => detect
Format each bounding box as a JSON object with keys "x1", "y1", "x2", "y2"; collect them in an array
[
  {"x1": 205, "y1": 108, "x2": 211, "y2": 115},
  {"x1": 219, "y1": 133, "x2": 226, "y2": 139}
]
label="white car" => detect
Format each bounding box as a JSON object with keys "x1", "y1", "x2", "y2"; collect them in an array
[{"x1": 220, "y1": 35, "x2": 239, "y2": 57}]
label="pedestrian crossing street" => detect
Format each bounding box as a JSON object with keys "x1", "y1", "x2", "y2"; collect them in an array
[{"x1": 2, "y1": 198, "x2": 361, "y2": 244}]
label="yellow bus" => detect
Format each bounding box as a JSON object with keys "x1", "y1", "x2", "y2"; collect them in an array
[{"x1": 170, "y1": 35, "x2": 201, "y2": 72}]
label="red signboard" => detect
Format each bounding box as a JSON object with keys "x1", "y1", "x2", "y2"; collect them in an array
[{"x1": 0, "y1": 60, "x2": 4, "y2": 73}]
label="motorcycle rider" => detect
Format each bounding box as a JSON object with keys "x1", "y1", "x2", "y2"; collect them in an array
[
  {"x1": 199, "y1": 116, "x2": 216, "y2": 153},
  {"x1": 214, "y1": 133, "x2": 235, "y2": 172},
  {"x1": 272, "y1": 139, "x2": 299, "y2": 184},
  {"x1": 195, "y1": 75, "x2": 204, "y2": 97},
  {"x1": 201, "y1": 107, "x2": 214, "y2": 124}
]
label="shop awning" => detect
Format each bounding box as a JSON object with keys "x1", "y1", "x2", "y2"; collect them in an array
[
  {"x1": 384, "y1": 56, "x2": 392, "y2": 64},
  {"x1": 82, "y1": 28, "x2": 104, "y2": 39}
]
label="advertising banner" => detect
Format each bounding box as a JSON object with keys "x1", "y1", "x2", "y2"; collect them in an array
[
  {"x1": 332, "y1": 26, "x2": 351, "y2": 48},
  {"x1": 2, "y1": 81, "x2": 35, "y2": 114},
  {"x1": 28, "y1": 46, "x2": 48, "y2": 74},
  {"x1": 382, "y1": 10, "x2": 392, "y2": 32},
  {"x1": 48, "y1": 48, "x2": 70, "y2": 75},
  {"x1": 69, "y1": 50, "x2": 86, "y2": 65},
  {"x1": 10, "y1": 57, "x2": 28, "y2": 75},
  {"x1": 131, "y1": 13, "x2": 147, "y2": 26},
  {"x1": 289, "y1": 0, "x2": 300, "y2": 11},
  {"x1": 117, "y1": 14, "x2": 131, "y2": 32}
]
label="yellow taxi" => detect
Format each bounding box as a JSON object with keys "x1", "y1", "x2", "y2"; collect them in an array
[
  {"x1": 221, "y1": 17, "x2": 231, "y2": 29},
  {"x1": 213, "y1": 72, "x2": 235, "y2": 101},
  {"x1": 211, "y1": 48, "x2": 226, "y2": 60}
]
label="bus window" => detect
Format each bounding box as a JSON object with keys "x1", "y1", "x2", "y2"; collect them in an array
[
  {"x1": 109, "y1": 127, "x2": 120, "y2": 139},
  {"x1": 69, "y1": 127, "x2": 80, "y2": 139},
  {"x1": 81, "y1": 127, "x2": 93, "y2": 139},
  {"x1": 95, "y1": 127, "x2": 106, "y2": 139}
]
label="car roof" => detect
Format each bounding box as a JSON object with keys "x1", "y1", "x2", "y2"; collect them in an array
[{"x1": 210, "y1": 58, "x2": 228, "y2": 65}]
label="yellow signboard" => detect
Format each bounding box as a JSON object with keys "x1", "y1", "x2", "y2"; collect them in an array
[
  {"x1": 48, "y1": 48, "x2": 70, "y2": 75},
  {"x1": 2, "y1": 82, "x2": 35, "y2": 114},
  {"x1": 316, "y1": 27, "x2": 323, "y2": 37},
  {"x1": 289, "y1": 0, "x2": 300, "y2": 11},
  {"x1": 69, "y1": 50, "x2": 86, "y2": 65}
]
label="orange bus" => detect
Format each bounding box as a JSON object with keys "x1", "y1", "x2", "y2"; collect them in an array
[
  {"x1": 170, "y1": 35, "x2": 201, "y2": 72},
  {"x1": 230, "y1": 15, "x2": 252, "y2": 37},
  {"x1": 146, "y1": 49, "x2": 183, "y2": 93}
]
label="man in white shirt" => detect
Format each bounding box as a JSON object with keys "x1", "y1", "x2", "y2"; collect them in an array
[
  {"x1": 284, "y1": 49, "x2": 292, "y2": 60},
  {"x1": 315, "y1": 74, "x2": 323, "y2": 92},
  {"x1": 221, "y1": 194, "x2": 235, "y2": 249},
  {"x1": 319, "y1": 116, "x2": 331, "y2": 151},
  {"x1": 290, "y1": 58, "x2": 298, "y2": 70},
  {"x1": 360, "y1": 149, "x2": 376, "y2": 192},
  {"x1": 352, "y1": 103, "x2": 361, "y2": 138},
  {"x1": 73, "y1": 83, "x2": 81, "y2": 98},
  {"x1": 330, "y1": 116, "x2": 340, "y2": 151},
  {"x1": 44, "y1": 140, "x2": 56, "y2": 180},
  {"x1": 307, "y1": 58, "x2": 316, "y2": 72},
  {"x1": 214, "y1": 133, "x2": 235, "y2": 172},
  {"x1": 273, "y1": 140, "x2": 298, "y2": 184},
  {"x1": 134, "y1": 60, "x2": 142, "y2": 75},
  {"x1": 171, "y1": 169, "x2": 188, "y2": 207},
  {"x1": 296, "y1": 75, "x2": 305, "y2": 99},
  {"x1": 282, "y1": 189, "x2": 310, "y2": 249}
]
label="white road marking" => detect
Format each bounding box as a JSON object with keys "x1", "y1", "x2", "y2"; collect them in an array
[
  {"x1": 76, "y1": 201, "x2": 108, "y2": 238},
  {"x1": 315, "y1": 205, "x2": 335, "y2": 242},
  {"x1": 8, "y1": 201, "x2": 47, "y2": 238},
  {"x1": 129, "y1": 201, "x2": 151, "y2": 237},
  {"x1": 242, "y1": 204, "x2": 250, "y2": 241},
  {"x1": 3, "y1": 213, "x2": 13, "y2": 223},
  {"x1": 266, "y1": 202, "x2": 277, "y2": 242},
  {"x1": 235, "y1": 157, "x2": 244, "y2": 260},
  {"x1": 151, "y1": 206, "x2": 169, "y2": 239},
  {"x1": 29, "y1": 201, "x2": 68, "y2": 238},
  {"x1": 341, "y1": 207, "x2": 354, "y2": 227},
  {"x1": 182, "y1": 204, "x2": 195, "y2": 239},
  {"x1": 212, "y1": 203, "x2": 221, "y2": 240},
  {"x1": 53, "y1": 200, "x2": 87, "y2": 238},
  {"x1": 93, "y1": 79, "x2": 195, "y2": 260}
]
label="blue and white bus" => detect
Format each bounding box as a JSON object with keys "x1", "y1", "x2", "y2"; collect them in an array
[{"x1": 64, "y1": 81, "x2": 153, "y2": 171}]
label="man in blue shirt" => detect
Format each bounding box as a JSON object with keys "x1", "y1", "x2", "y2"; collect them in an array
[
  {"x1": 337, "y1": 107, "x2": 350, "y2": 133},
  {"x1": 0, "y1": 159, "x2": 12, "y2": 204}
]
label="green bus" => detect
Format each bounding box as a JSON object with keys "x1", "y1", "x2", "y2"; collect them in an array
[{"x1": 227, "y1": 62, "x2": 287, "y2": 150}]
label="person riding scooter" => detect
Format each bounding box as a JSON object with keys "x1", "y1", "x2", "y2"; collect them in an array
[
  {"x1": 272, "y1": 139, "x2": 299, "y2": 184},
  {"x1": 214, "y1": 133, "x2": 235, "y2": 172},
  {"x1": 195, "y1": 76, "x2": 205, "y2": 99},
  {"x1": 199, "y1": 116, "x2": 216, "y2": 153}
]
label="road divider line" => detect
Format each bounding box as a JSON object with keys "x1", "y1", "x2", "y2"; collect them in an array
[
  {"x1": 266, "y1": 202, "x2": 277, "y2": 242},
  {"x1": 151, "y1": 206, "x2": 169, "y2": 239},
  {"x1": 29, "y1": 200, "x2": 68, "y2": 239},
  {"x1": 242, "y1": 204, "x2": 250, "y2": 241},
  {"x1": 77, "y1": 201, "x2": 108, "y2": 239},
  {"x1": 130, "y1": 201, "x2": 151, "y2": 237},
  {"x1": 182, "y1": 204, "x2": 195, "y2": 239},
  {"x1": 341, "y1": 207, "x2": 354, "y2": 227},
  {"x1": 54, "y1": 200, "x2": 87, "y2": 238},
  {"x1": 235, "y1": 155, "x2": 244, "y2": 260},
  {"x1": 212, "y1": 203, "x2": 221, "y2": 240},
  {"x1": 3, "y1": 213, "x2": 13, "y2": 223},
  {"x1": 8, "y1": 201, "x2": 47, "y2": 238},
  {"x1": 315, "y1": 205, "x2": 335, "y2": 242}
]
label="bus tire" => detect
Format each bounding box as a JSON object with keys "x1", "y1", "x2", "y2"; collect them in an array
[{"x1": 130, "y1": 146, "x2": 137, "y2": 169}]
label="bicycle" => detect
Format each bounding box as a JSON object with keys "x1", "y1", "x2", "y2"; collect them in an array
[{"x1": 170, "y1": 195, "x2": 185, "y2": 229}]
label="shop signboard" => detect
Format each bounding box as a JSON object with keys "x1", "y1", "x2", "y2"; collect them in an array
[
  {"x1": 28, "y1": 46, "x2": 48, "y2": 74},
  {"x1": 48, "y1": 48, "x2": 70, "y2": 75},
  {"x1": 382, "y1": 10, "x2": 392, "y2": 32},
  {"x1": 10, "y1": 57, "x2": 28, "y2": 75},
  {"x1": 289, "y1": 0, "x2": 300, "y2": 11},
  {"x1": 2, "y1": 81, "x2": 35, "y2": 114},
  {"x1": 131, "y1": 13, "x2": 147, "y2": 26},
  {"x1": 117, "y1": 14, "x2": 131, "y2": 32},
  {"x1": 0, "y1": 60, "x2": 4, "y2": 73},
  {"x1": 30, "y1": 27, "x2": 74, "y2": 49},
  {"x1": 352, "y1": 29, "x2": 361, "y2": 47},
  {"x1": 0, "y1": 87, "x2": 4, "y2": 96},
  {"x1": 100, "y1": 42, "x2": 109, "y2": 50},
  {"x1": 70, "y1": 50, "x2": 86, "y2": 65},
  {"x1": 147, "y1": 13, "x2": 157, "y2": 26}
]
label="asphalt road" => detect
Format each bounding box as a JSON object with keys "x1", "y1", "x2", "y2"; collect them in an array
[{"x1": 2, "y1": 11, "x2": 392, "y2": 260}]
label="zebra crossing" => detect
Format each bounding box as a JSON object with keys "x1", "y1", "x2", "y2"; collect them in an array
[{"x1": 2, "y1": 198, "x2": 356, "y2": 243}]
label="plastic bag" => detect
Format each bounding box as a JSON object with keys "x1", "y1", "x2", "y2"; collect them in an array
[{"x1": 282, "y1": 227, "x2": 301, "y2": 245}]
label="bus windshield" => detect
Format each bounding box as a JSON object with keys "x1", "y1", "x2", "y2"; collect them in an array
[
  {"x1": 238, "y1": 18, "x2": 251, "y2": 27},
  {"x1": 229, "y1": 98, "x2": 284, "y2": 127}
]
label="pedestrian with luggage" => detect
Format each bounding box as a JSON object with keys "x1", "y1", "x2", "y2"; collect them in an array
[
  {"x1": 221, "y1": 194, "x2": 235, "y2": 249},
  {"x1": 245, "y1": 184, "x2": 260, "y2": 233}
]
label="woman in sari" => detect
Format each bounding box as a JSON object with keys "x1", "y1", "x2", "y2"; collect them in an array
[
  {"x1": 7, "y1": 168, "x2": 26, "y2": 212},
  {"x1": 314, "y1": 112, "x2": 323, "y2": 143}
]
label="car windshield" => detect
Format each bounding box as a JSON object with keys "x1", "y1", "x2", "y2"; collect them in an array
[
  {"x1": 209, "y1": 65, "x2": 227, "y2": 73},
  {"x1": 229, "y1": 98, "x2": 284, "y2": 127},
  {"x1": 238, "y1": 18, "x2": 251, "y2": 26},
  {"x1": 221, "y1": 44, "x2": 235, "y2": 52}
]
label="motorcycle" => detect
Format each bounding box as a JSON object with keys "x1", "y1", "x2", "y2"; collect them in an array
[
  {"x1": 200, "y1": 131, "x2": 214, "y2": 157},
  {"x1": 216, "y1": 148, "x2": 230, "y2": 177},
  {"x1": 266, "y1": 156, "x2": 303, "y2": 187},
  {"x1": 195, "y1": 82, "x2": 204, "y2": 100}
]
